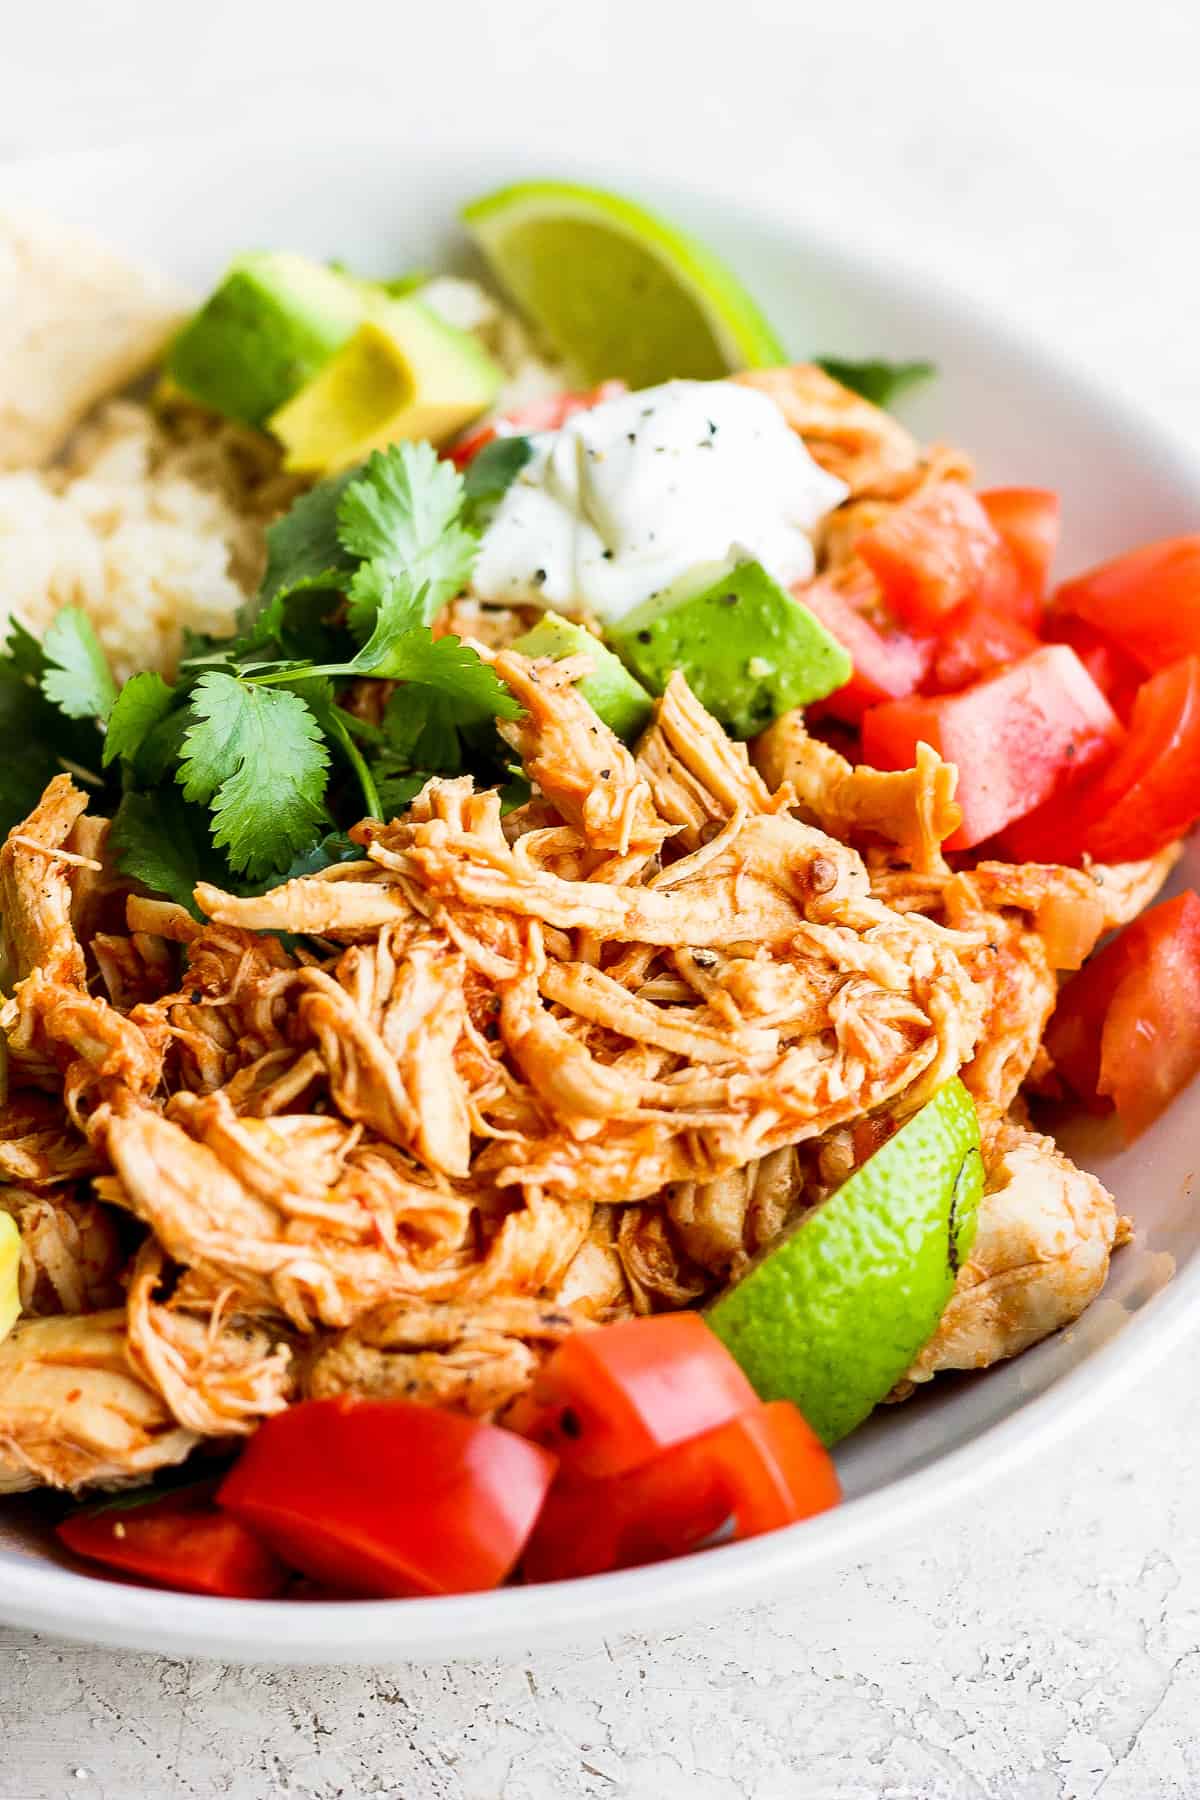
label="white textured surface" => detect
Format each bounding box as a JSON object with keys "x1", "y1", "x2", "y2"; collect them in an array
[{"x1": 3, "y1": 2, "x2": 1200, "y2": 1793}]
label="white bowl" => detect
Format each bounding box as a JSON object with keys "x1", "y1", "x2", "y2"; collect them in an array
[{"x1": 2, "y1": 133, "x2": 1198, "y2": 1665}]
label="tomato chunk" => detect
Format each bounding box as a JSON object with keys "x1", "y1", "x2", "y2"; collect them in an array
[
  {"x1": 1048, "y1": 891, "x2": 1200, "y2": 1139},
  {"x1": 978, "y1": 488, "x2": 1060, "y2": 623},
  {"x1": 507, "y1": 1313, "x2": 756, "y2": 1479},
  {"x1": 927, "y1": 602, "x2": 1041, "y2": 694},
  {"x1": 219, "y1": 1398, "x2": 556, "y2": 1598},
  {"x1": 1045, "y1": 615, "x2": 1141, "y2": 724},
  {"x1": 57, "y1": 1482, "x2": 288, "y2": 1599},
  {"x1": 861, "y1": 645, "x2": 1123, "y2": 850},
  {"x1": 799, "y1": 578, "x2": 934, "y2": 723},
  {"x1": 1002, "y1": 657, "x2": 1200, "y2": 865},
  {"x1": 857, "y1": 483, "x2": 1019, "y2": 631},
  {"x1": 522, "y1": 1400, "x2": 841, "y2": 1583},
  {"x1": 449, "y1": 380, "x2": 627, "y2": 467},
  {"x1": 1054, "y1": 536, "x2": 1200, "y2": 672}
]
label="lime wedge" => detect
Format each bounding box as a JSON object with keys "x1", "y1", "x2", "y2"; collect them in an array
[
  {"x1": 707, "y1": 1080, "x2": 983, "y2": 1445},
  {"x1": 461, "y1": 180, "x2": 786, "y2": 387},
  {"x1": 0, "y1": 1212, "x2": 20, "y2": 1344}
]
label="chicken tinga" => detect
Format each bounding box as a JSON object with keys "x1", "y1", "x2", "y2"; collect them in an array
[{"x1": 1, "y1": 182, "x2": 1197, "y2": 1599}]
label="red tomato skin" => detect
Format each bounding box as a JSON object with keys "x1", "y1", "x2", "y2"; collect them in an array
[
  {"x1": 510, "y1": 1313, "x2": 757, "y2": 1480},
  {"x1": 1048, "y1": 892, "x2": 1200, "y2": 1139},
  {"x1": 1099, "y1": 893, "x2": 1200, "y2": 1138},
  {"x1": 978, "y1": 488, "x2": 1060, "y2": 623},
  {"x1": 522, "y1": 1401, "x2": 842, "y2": 1584},
  {"x1": 856, "y1": 483, "x2": 1017, "y2": 632},
  {"x1": 449, "y1": 381, "x2": 627, "y2": 467},
  {"x1": 219, "y1": 1398, "x2": 557, "y2": 1598},
  {"x1": 799, "y1": 578, "x2": 934, "y2": 723},
  {"x1": 1045, "y1": 615, "x2": 1141, "y2": 724},
  {"x1": 1054, "y1": 536, "x2": 1200, "y2": 673},
  {"x1": 926, "y1": 602, "x2": 1041, "y2": 694},
  {"x1": 57, "y1": 1484, "x2": 288, "y2": 1599},
  {"x1": 1002, "y1": 656, "x2": 1200, "y2": 865},
  {"x1": 861, "y1": 646, "x2": 1123, "y2": 850}
]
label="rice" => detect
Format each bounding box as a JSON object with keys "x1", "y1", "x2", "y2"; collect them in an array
[{"x1": 0, "y1": 398, "x2": 293, "y2": 681}]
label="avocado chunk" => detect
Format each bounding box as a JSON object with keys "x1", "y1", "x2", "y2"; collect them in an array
[
  {"x1": 166, "y1": 252, "x2": 370, "y2": 426},
  {"x1": 609, "y1": 559, "x2": 851, "y2": 739},
  {"x1": 269, "y1": 301, "x2": 502, "y2": 474},
  {"x1": 0, "y1": 1212, "x2": 19, "y2": 1345},
  {"x1": 512, "y1": 612, "x2": 654, "y2": 741},
  {"x1": 707, "y1": 1079, "x2": 983, "y2": 1445}
]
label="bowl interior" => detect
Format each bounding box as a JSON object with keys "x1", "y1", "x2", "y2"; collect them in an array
[{"x1": 1, "y1": 135, "x2": 1198, "y2": 1661}]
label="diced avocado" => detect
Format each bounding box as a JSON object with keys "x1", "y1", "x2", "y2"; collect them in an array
[
  {"x1": 513, "y1": 612, "x2": 654, "y2": 741},
  {"x1": 0, "y1": 1212, "x2": 19, "y2": 1344},
  {"x1": 166, "y1": 253, "x2": 370, "y2": 426},
  {"x1": 269, "y1": 301, "x2": 502, "y2": 474},
  {"x1": 609, "y1": 559, "x2": 852, "y2": 739}
]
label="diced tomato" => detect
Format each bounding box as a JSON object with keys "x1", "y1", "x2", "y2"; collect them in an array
[
  {"x1": 1054, "y1": 536, "x2": 1200, "y2": 672},
  {"x1": 1002, "y1": 656, "x2": 1200, "y2": 866},
  {"x1": 978, "y1": 488, "x2": 1060, "y2": 623},
  {"x1": 1044, "y1": 615, "x2": 1141, "y2": 724},
  {"x1": 1047, "y1": 891, "x2": 1200, "y2": 1139},
  {"x1": 800, "y1": 577, "x2": 934, "y2": 723},
  {"x1": 861, "y1": 645, "x2": 1124, "y2": 850},
  {"x1": 927, "y1": 602, "x2": 1041, "y2": 694},
  {"x1": 856, "y1": 483, "x2": 1022, "y2": 632},
  {"x1": 57, "y1": 1482, "x2": 288, "y2": 1599},
  {"x1": 218, "y1": 1398, "x2": 557, "y2": 1598},
  {"x1": 522, "y1": 1400, "x2": 841, "y2": 1583},
  {"x1": 449, "y1": 381, "x2": 627, "y2": 468},
  {"x1": 507, "y1": 1313, "x2": 756, "y2": 1480}
]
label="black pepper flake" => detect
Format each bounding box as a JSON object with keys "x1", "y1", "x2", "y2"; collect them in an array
[
  {"x1": 721, "y1": 592, "x2": 738, "y2": 606},
  {"x1": 707, "y1": 419, "x2": 718, "y2": 436},
  {"x1": 627, "y1": 431, "x2": 637, "y2": 444},
  {"x1": 637, "y1": 629, "x2": 652, "y2": 644},
  {"x1": 532, "y1": 568, "x2": 547, "y2": 587},
  {"x1": 599, "y1": 768, "x2": 611, "y2": 780},
  {"x1": 559, "y1": 1407, "x2": 583, "y2": 1440},
  {"x1": 602, "y1": 549, "x2": 614, "y2": 560},
  {"x1": 189, "y1": 990, "x2": 203, "y2": 1005}
]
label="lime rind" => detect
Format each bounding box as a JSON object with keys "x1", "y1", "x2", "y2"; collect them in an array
[
  {"x1": 0, "y1": 1212, "x2": 20, "y2": 1344},
  {"x1": 462, "y1": 179, "x2": 786, "y2": 384},
  {"x1": 706, "y1": 1080, "x2": 983, "y2": 1446}
]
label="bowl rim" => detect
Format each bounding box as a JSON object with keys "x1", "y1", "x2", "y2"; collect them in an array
[{"x1": 3, "y1": 128, "x2": 1199, "y2": 1665}]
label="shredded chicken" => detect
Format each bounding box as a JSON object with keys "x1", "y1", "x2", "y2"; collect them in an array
[
  {"x1": 735, "y1": 363, "x2": 922, "y2": 495},
  {"x1": 907, "y1": 1118, "x2": 1120, "y2": 1382},
  {"x1": 0, "y1": 635, "x2": 1145, "y2": 1492},
  {"x1": 305, "y1": 1297, "x2": 582, "y2": 1418},
  {"x1": 0, "y1": 1311, "x2": 198, "y2": 1494}
]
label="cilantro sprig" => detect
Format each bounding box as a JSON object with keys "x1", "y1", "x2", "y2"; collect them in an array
[{"x1": 0, "y1": 441, "x2": 519, "y2": 909}]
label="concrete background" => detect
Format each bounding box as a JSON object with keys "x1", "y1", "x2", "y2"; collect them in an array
[{"x1": 4, "y1": 2, "x2": 1200, "y2": 1793}]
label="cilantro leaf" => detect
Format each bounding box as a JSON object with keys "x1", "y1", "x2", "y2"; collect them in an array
[
  {"x1": 0, "y1": 680, "x2": 65, "y2": 833},
  {"x1": 358, "y1": 628, "x2": 520, "y2": 720},
  {"x1": 266, "y1": 829, "x2": 361, "y2": 883},
  {"x1": 103, "y1": 672, "x2": 176, "y2": 767},
  {"x1": 243, "y1": 466, "x2": 361, "y2": 636},
  {"x1": 178, "y1": 673, "x2": 331, "y2": 879},
  {"x1": 336, "y1": 442, "x2": 477, "y2": 617},
  {"x1": 816, "y1": 357, "x2": 936, "y2": 410},
  {"x1": 374, "y1": 767, "x2": 437, "y2": 816},
  {"x1": 110, "y1": 788, "x2": 228, "y2": 915},
  {"x1": 345, "y1": 560, "x2": 431, "y2": 644},
  {"x1": 461, "y1": 434, "x2": 534, "y2": 527},
  {"x1": 41, "y1": 609, "x2": 118, "y2": 720},
  {"x1": 4, "y1": 618, "x2": 46, "y2": 679},
  {"x1": 381, "y1": 686, "x2": 463, "y2": 772}
]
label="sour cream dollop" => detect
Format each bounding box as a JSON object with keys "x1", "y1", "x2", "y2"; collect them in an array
[{"x1": 471, "y1": 379, "x2": 847, "y2": 623}]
